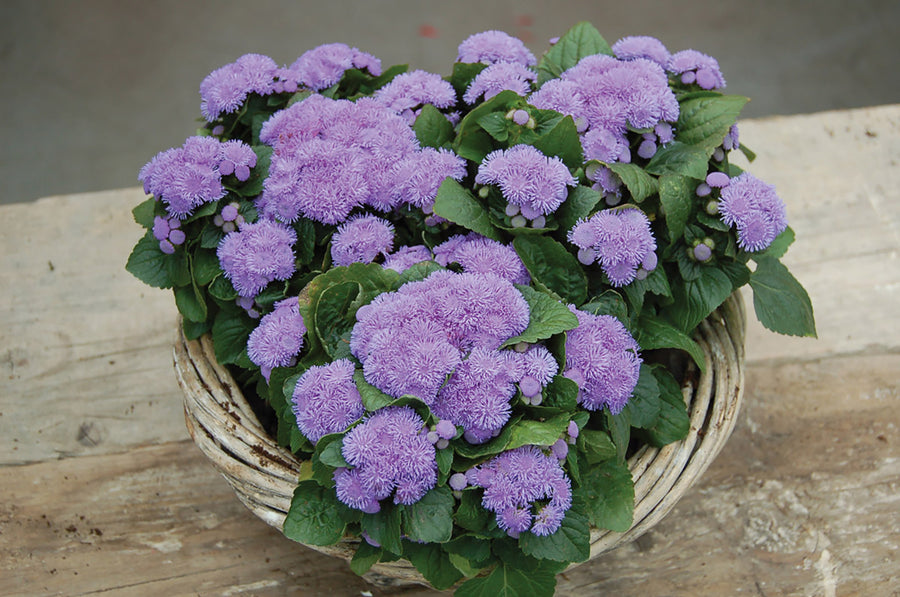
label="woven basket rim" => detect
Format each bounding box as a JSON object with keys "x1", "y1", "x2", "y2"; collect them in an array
[{"x1": 174, "y1": 293, "x2": 746, "y2": 584}]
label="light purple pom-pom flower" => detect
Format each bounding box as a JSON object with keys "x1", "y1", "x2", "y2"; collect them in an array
[
  {"x1": 217, "y1": 219, "x2": 296, "y2": 297},
  {"x1": 247, "y1": 298, "x2": 307, "y2": 379},
  {"x1": 331, "y1": 214, "x2": 395, "y2": 267},
  {"x1": 289, "y1": 43, "x2": 382, "y2": 91},
  {"x1": 219, "y1": 140, "x2": 258, "y2": 181},
  {"x1": 457, "y1": 30, "x2": 537, "y2": 66},
  {"x1": 564, "y1": 308, "x2": 641, "y2": 413},
  {"x1": 463, "y1": 62, "x2": 536, "y2": 104},
  {"x1": 476, "y1": 145, "x2": 576, "y2": 217},
  {"x1": 568, "y1": 208, "x2": 658, "y2": 286},
  {"x1": 667, "y1": 49, "x2": 726, "y2": 90},
  {"x1": 718, "y1": 172, "x2": 787, "y2": 252},
  {"x1": 612, "y1": 36, "x2": 671, "y2": 67},
  {"x1": 374, "y1": 69, "x2": 456, "y2": 113},
  {"x1": 382, "y1": 245, "x2": 434, "y2": 273},
  {"x1": 390, "y1": 147, "x2": 466, "y2": 212},
  {"x1": 292, "y1": 359, "x2": 364, "y2": 444},
  {"x1": 138, "y1": 138, "x2": 227, "y2": 219},
  {"x1": 433, "y1": 233, "x2": 530, "y2": 285},
  {"x1": 200, "y1": 54, "x2": 279, "y2": 121}
]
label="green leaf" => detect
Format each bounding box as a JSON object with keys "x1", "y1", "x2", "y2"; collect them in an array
[
  {"x1": 477, "y1": 112, "x2": 511, "y2": 142},
  {"x1": 519, "y1": 507, "x2": 590, "y2": 563},
  {"x1": 192, "y1": 248, "x2": 221, "y2": 286},
  {"x1": 658, "y1": 174, "x2": 694, "y2": 240},
  {"x1": 402, "y1": 542, "x2": 463, "y2": 590},
  {"x1": 501, "y1": 285, "x2": 578, "y2": 347},
  {"x1": 455, "y1": 489, "x2": 491, "y2": 533},
  {"x1": 443, "y1": 535, "x2": 493, "y2": 565},
  {"x1": 720, "y1": 259, "x2": 752, "y2": 291},
  {"x1": 402, "y1": 487, "x2": 455, "y2": 543},
  {"x1": 125, "y1": 232, "x2": 173, "y2": 289},
  {"x1": 645, "y1": 142, "x2": 710, "y2": 180},
  {"x1": 605, "y1": 162, "x2": 659, "y2": 203},
  {"x1": 433, "y1": 179, "x2": 503, "y2": 241},
  {"x1": 315, "y1": 435, "x2": 349, "y2": 468},
  {"x1": 537, "y1": 21, "x2": 612, "y2": 85},
  {"x1": 448, "y1": 62, "x2": 487, "y2": 96},
  {"x1": 606, "y1": 408, "x2": 631, "y2": 464},
  {"x1": 578, "y1": 460, "x2": 634, "y2": 532},
  {"x1": 236, "y1": 145, "x2": 272, "y2": 198},
  {"x1": 174, "y1": 283, "x2": 207, "y2": 323},
  {"x1": 211, "y1": 307, "x2": 255, "y2": 367},
  {"x1": 542, "y1": 375, "x2": 578, "y2": 411},
  {"x1": 131, "y1": 197, "x2": 157, "y2": 228},
  {"x1": 315, "y1": 281, "x2": 360, "y2": 359},
  {"x1": 640, "y1": 366, "x2": 690, "y2": 447},
  {"x1": 513, "y1": 235, "x2": 587, "y2": 305},
  {"x1": 181, "y1": 318, "x2": 211, "y2": 341},
  {"x1": 530, "y1": 114, "x2": 583, "y2": 168},
  {"x1": 636, "y1": 313, "x2": 706, "y2": 371},
  {"x1": 413, "y1": 104, "x2": 455, "y2": 148},
  {"x1": 167, "y1": 249, "x2": 191, "y2": 287},
  {"x1": 666, "y1": 267, "x2": 733, "y2": 333},
  {"x1": 623, "y1": 365, "x2": 661, "y2": 428},
  {"x1": 349, "y1": 541, "x2": 382, "y2": 576},
  {"x1": 749, "y1": 257, "x2": 817, "y2": 337},
  {"x1": 577, "y1": 429, "x2": 617, "y2": 464},
  {"x1": 354, "y1": 369, "x2": 394, "y2": 411},
  {"x1": 283, "y1": 481, "x2": 346, "y2": 546},
  {"x1": 676, "y1": 94, "x2": 749, "y2": 150},
  {"x1": 581, "y1": 290, "x2": 629, "y2": 324},
  {"x1": 455, "y1": 414, "x2": 571, "y2": 459},
  {"x1": 555, "y1": 185, "x2": 601, "y2": 234},
  {"x1": 455, "y1": 556, "x2": 558, "y2": 597},
  {"x1": 755, "y1": 226, "x2": 795, "y2": 260},
  {"x1": 396, "y1": 260, "x2": 444, "y2": 286},
  {"x1": 208, "y1": 273, "x2": 238, "y2": 301},
  {"x1": 361, "y1": 504, "x2": 402, "y2": 556},
  {"x1": 453, "y1": 90, "x2": 520, "y2": 162}
]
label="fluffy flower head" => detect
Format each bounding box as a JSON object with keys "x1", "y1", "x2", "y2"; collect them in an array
[
  {"x1": 290, "y1": 43, "x2": 382, "y2": 91},
  {"x1": 331, "y1": 214, "x2": 395, "y2": 267},
  {"x1": 457, "y1": 31, "x2": 537, "y2": 66},
  {"x1": 476, "y1": 145, "x2": 576, "y2": 216},
  {"x1": 292, "y1": 359, "x2": 364, "y2": 444},
  {"x1": 718, "y1": 172, "x2": 787, "y2": 251},
  {"x1": 217, "y1": 219, "x2": 296, "y2": 297}
]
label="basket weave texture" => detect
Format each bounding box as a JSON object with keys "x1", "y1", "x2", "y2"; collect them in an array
[{"x1": 174, "y1": 293, "x2": 746, "y2": 584}]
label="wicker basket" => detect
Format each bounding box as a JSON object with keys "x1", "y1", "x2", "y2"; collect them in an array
[{"x1": 174, "y1": 293, "x2": 746, "y2": 586}]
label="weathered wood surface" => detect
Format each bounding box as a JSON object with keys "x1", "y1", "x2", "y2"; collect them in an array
[{"x1": 1, "y1": 104, "x2": 898, "y2": 596}]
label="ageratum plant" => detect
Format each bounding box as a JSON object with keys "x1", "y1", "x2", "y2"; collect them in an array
[{"x1": 127, "y1": 22, "x2": 816, "y2": 596}]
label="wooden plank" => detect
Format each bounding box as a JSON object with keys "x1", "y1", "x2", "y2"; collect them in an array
[
  {"x1": 2, "y1": 352, "x2": 897, "y2": 596},
  {"x1": 0, "y1": 189, "x2": 185, "y2": 465}
]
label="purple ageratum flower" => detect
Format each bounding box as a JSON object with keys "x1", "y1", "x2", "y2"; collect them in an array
[
  {"x1": 528, "y1": 79, "x2": 586, "y2": 123},
  {"x1": 515, "y1": 345, "x2": 559, "y2": 398},
  {"x1": 218, "y1": 140, "x2": 257, "y2": 181},
  {"x1": 457, "y1": 30, "x2": 537, "y2": 66},
  {"x1": 668, "y1": 49, "x2": 726, "y2": 90},
  {"x1": 717, "y1": 172, "x2": 787, "y2": 252},
  {"x1": 476, "y1": 145, "x2": 576, "y2": 217},
  {"x1": 217, "y1": 219, "x2": 296, "y2": 297},
  {"x1": 200, "y1": 53, "x2": 279, "y2": 121},
  {"x1": 374, "y1": 69, "x2": 457, "y2": 113},
  {"x1": 330, "y1": 214, "x2": 395, "y2": 267},
  {"x1": 582, "y1": 126, "x2": 631, "y2": 164},
  {"x1": 390, "y1": 147, "x2": 467, "y2": 212},
  {"x1": 463, "y1": 62, "x2": 536, "y2": 104},
  {"x1": 139, "y1": 139, "x2": 227, "y2": 219},
  {"x1": 337, "y1": 405, "x2": 437, "y2": 511},
  {"x1": 259, "y1": 94, "x2": 346, "y2": 149},
  {"x1": 247, "y1": 298, "x2": 307, "y2": 379},
  {"x1": 292, "y1": 358, "x2": 364, "y2": 444},
  {"x1": 579, "y1": 58, "x2": 679, "y2": 132},
  {"x1": 433, "y1": 233, "x2": 530, "y2": 285},
  {"x1": 431, "y1": 347, "x2": 522, "y2": 442},
  {"x1": 564, "y1": 308, "x2": 641, "y2": 413},
  {"x1": 382, "y1": 245, "x2": 434, "y2": 273},
  {"x1": 289, "y1": 42, "x2": 382, "y2": 91},
  {"x1": 260, "y1": 138, "x2": 369, "y2": 224},
  {"x1": 568, "y1": 208, "x2": 658, "y2": 286},
  {"x1": 612, "y1": 36, "x2": 671, "y2": 67},
  {"x1": 468, "y1": 445, "x2": 572, "y2": 537}
]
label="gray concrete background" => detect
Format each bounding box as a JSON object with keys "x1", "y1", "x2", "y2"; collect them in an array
[{"x1": 2, "y1": 0, "x2": 898, "y2": 205}]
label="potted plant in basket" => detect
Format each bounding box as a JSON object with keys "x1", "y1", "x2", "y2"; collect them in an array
[{"x1": 126, "y1": 22, "x2": 816, "y2": 596}]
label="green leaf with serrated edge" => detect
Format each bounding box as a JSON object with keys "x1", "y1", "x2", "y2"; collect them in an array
[
  {"x1": 581, "y1": 289, "x2": 629, "y2": 323},
  {"x1": 530, "y1": 114, "x2": 583, "y2": 168},
  {"x1": 283, "y1": 481, "x2": 346, "y2": 546},
  {"x1": 208, "y1": 273, "x2": 238, "y2": 301},
  {"x1": 414, "y1": 104, "x2": 455, "y2": 148},
  {"x1": 755, "y1": 226, "x2": 795, "y2": 260},
  {"x1": 749, "y1": 257, "x2": 817, "y2": 337},
  {"x1": 542, "y1": 375, "x2": 578, "y2": 410},
  {"x1": 402, "y1": 486, "x2": 454, "y2": 544},
  {"x1": 578, "y1": 429, "x2": 617, "y2": 464},
  {"x1": 455, "y1": 489, "x2": 491, "y2": 532},
  {"x1": 361, "y1": 504, "x2": 402, "y2": 556},
  {"x1": 606, "y1": 408, "x2": 631, "y2": 464},
  {"x1": 402, "y1": 541, "x2": 464, "y2": 591},
  {"x1": 676, "y1": 94, "x2": 749, "y2": 150},
  {"x1": 126, "y1": 232, "x2": 174, "y2": 289},
  {"x1": 513, "y1": 235, "x2": 587, "y2": 305},
  {"x1": 478, "y1": 112, "x2": 511, "y2": 142},
  {"x1": 448, "y1": 552, "x2": 487, "y2": 578},
  {"x1": 396, "y1": 260, "x2": 444, "y2": 286},
  {"x1": 453, "y1": 90, "x2": 520, "y2": 162},
  {"x1": 192, "y1": 248, "x2": 221, "y2": 286},
  {"x1": 720, "y1": 259, "x2": 751, "y2": 292},
  {"x1": 132, "y1": 197, "x2": 157, "y2": 228},
  {"x1": 638, "y1": 365, "x2": 691, "y2": 447},
  {"x1": 433, "y1": 179, "x2": 503, "y2": 241},
  {"x1": 167, "y1": 249, "x2": 191, "y2": 287},
  {"x1": 645, "y1": 141, "x2": 710, "y2": 179},
  {"x1": 454, "y1": 413, "x2": 570, "y2": 459},
  {"x1": 537, "y1": 21, "x2": 612, "y2": 85},
  {"x1": 350, "y1": 540, "x2": 382, "y2": 576},
  {"x1": 501, "y1": 285, "x2": 578, "y2": 347},
  {"x1": 566, "y1": 444, "x2": 581, "y2": 485},
  {"x1": 519, "y1": 506, "x2": 590, "y2": 563},
  {"x1": 174, "y1": 283, "x2": 207, "y2": 323},
  {"x1": 354, "y1": 369, "x2": 394, "y2": 411},
  {"x1": 455, "y1": 554, "x2": 559, "y2": 597},
  {"x1": 448, "y1": 62, "x2": 487, "y2": 96},
  {"x1": 577, "y1": 459, "x2": 634, "y2": 532},
  {"x1": 697, "y1": 210, "x2": 731, "y2": 231},
  {"x1": 315, "y1": 281, "x2": 360, "y2": 359},
  {"x1": 665, "y1": 266, "x2": 733, "y2": 334},
  {"x1": 211, "y1": 307, "x2": 255, "y2": 366},
  {"x1": 659, "y1": 174, "x2": 694, "y2": 240},
  {"x1": 636, "y1": 313, "x2": 706, "y2": 372},
  {"x1": 605, "y1": 162, "x2": 659, "y2": 202},
  {"x1": 316, "y1": 435, "x2": 349, "y2": 468},
  {"x1": 555, "y1": 185, "x2": 601, "y2": 234},
  {"x1": 443, "y1": 535, "x2": 493, "y2": 564},
  {"x1": 181, "y1": 318, "x2": 211, "y2": 341},
  {"x1": 623, "y1": 365, "x2": 661, "y2": 429},
  {"x1": 436, "y1": 446, "x2": 453, "y2": 484}
]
